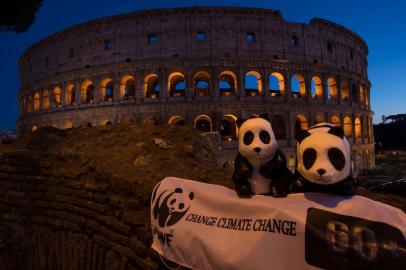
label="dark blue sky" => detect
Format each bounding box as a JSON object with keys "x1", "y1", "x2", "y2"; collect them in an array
[{"x1": 1, "y1": 0, "x2": 405, "y2": 131}]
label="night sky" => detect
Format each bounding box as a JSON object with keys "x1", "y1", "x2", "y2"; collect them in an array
[{"x1": 0, "y1": 0, "x2": 405, "y2": 131}]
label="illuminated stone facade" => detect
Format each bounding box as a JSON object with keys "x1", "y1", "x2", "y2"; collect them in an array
[{"x1": 17, "y1": 6, "x2": 374, "y2": 172}]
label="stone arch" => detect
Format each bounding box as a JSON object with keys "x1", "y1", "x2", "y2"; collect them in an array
[
  {"x1": 245, "y1": 70, "x2": 262, "y2": 96},
  {"x1": 168, "y1": 72, "x2": 186, "y2": 97},
  {"x1": 193, "y1": 71, "x2": 211, "y2": 97},
  {"x1": 310, "y1": 76, "x2": 323, "y2": 99},
  {"x1": 81, "y1": 80, "x2": 94, "y2": 104},
  {"x1": 120, "y1": 75, "x2": 135, "y2": 100},
  {"x1": 100, "y1": 119, "x2": 112, "y2": 126},
  {"x1": 101, "y1": 78, "x2": 114, "y2": 102},
  {"x1": 42, "y1": 90, "x2": 50, "y2": 110},
  {"x1": 327, "y1": 77, "x2": 338, "y2": 100},
  {"x1": 271, "y1": 115, "x2": 286, "y2": 139},
  {"x1": 34, "y1": 92, "x2": 40, "y2": 112},
  {"x1": 194, "y1": 115, "x2": 212, "y2": 132},
  {"x1": 294, "y1": 115, "x2": 309, "y2": 139},
  {"x1": 144, "y1": 73, "x2": 160, "y2": 99},
  {"x1": 64, "y1": 121, "x2": 74, "y2": 129},
  {"x1": 344, "y1": 116, "x2": 352, "y2": 137},
  {"x1": 355, "y1": 117, "x2": 361, "y2": 138},
  {"x1": 341, "y1": 79, "x2": 349, "y2": 101},
  {"x1": 351, "y1": 83, "x2": 358, "y2": 103},
  {"x1": 168, "y1": 115, "x2": 186, "y2": 125},
  {"x1": 219, "y1": 71, "x2": 237, "y2": 96},
  {"x1": 269, "y1": 72, "x2": 285, "y2": 96},
  {"x1": 331, "y1": 115, "x2": 341, "y2": 126},
  {"x1": 65, "y1": 84, "x2": 76, "y2": 106},
  {"x1": 313, "y1": 115, "x2": 325, "y2": 124},
  {"x1": 291, "y1": 74, "x2": 306, "y2": 97},
  {"x1": 53, "y1": 86, "x2": 62, "y2": 106},
  {"x1": 220, "y1": 114, "x2": 238, "y2": 141}
]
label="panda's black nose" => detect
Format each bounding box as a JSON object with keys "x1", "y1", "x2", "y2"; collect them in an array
[
  {"x1": 254, "y1": 147, "x2": 261, "y2": 153},
  {"x1": 317, "y1": 168, "x2": 326, "y2": 175}
]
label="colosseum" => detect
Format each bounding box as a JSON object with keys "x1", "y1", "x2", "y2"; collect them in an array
[{"x1": 17, "y1": 6, "x2": 374, "y2": 173}]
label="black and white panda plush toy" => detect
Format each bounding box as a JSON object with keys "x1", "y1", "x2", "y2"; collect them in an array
[
  {"x1": 295, "y1": 122, "x2": 356, "y2": 195},
  {"x1": 232, "y1": 115, "x2": 294, "y2": 198}
]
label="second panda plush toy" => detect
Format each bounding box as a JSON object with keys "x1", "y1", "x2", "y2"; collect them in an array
[
  {"x1": 295, "y1": 123, "x2": 356, "y2": 195},
  {"x1": 232, "y1": 115, "x2": 294, "y2": 198}
]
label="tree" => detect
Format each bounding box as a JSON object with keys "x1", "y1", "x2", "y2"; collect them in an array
[
  {"x1": 382, "y1": 115, "x2": 386, "y2": 124},
  {"x1": 0, "y1": 0, "x2": 43, "y2": 33}
]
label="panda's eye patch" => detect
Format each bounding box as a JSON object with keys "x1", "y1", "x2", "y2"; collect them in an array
[
  {"x1": 170, "y1": 199, "x2": 176, "y2": 205},
  {"x1": 243, "y1": 131, "x2": 254, "y2": 145},
  {"x1": 303, "y1": 148, "x2": 317, "y2": 170},
  {"x1": 259, "y1": 130, "x2": 270, "y2": 144},
  {"x1": 179, "y1": 203, "x2": 185, "y2": 210},
  {"x1": 328, "y1": 148, "x2": 345, "y2": 171}
]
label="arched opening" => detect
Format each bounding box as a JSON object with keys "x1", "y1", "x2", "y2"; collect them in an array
[
  {"x1": 294, "y1": 115, "x2": 308, "y2": 139},
  {"x1": 344, "y1": 116, "x2": 352, "y2": 137},
  {"x1": 101, "y1": 120, "x2": 112, "y2": 126},
  {"x1": 245, "y1": 71, "x2": 262, "y2": 96},
  {"x1": 271, "y1": 115, "x2": 286, "y2": 139},
  {"x1": 120, "y1": 75, "x2": 135, "y2": 100},
  {"x1": 327, "y1": 77, "x2": 338, "y2": 100},
  {"x1": 269, "y1": 72, "x2": 285, "y2": 96},
  {"x1": 351, "y1": 83, "x2": 358, "y2": 103},
  {"x1": 355, "y1": 117, "x2": 361, "y2": 138},
  {"x1": 65, "y1": 84, "x2": 76, "y2": 106},
  {"x1": 42, "y1": 90, "x2": 50, "y2": 110},
  {"x1": 101, "y1": 78, "x2": 114, "y2": 102},
  {"x1": 144, "y1": 73, "x2": 160, "y2": 99},
  {"x1": 310, "y1": 76, "x2": 323, "y2": 99},
  {"x1": 193, "y1": 71, "x2": 211, "y2": 97},
  {"x1": 291, "y1": 74, "x2": 305, "y2": 97},
  {"x1": 220, "y1": 114, "x2": 238, "y2": 141},
  {"x1": 194, "y1": 115, "x2": 212, "y2": 132},
  {"x1": 168, "y1": 116, "x2": 185, "y2": 126},
  {"x1": 360, "y1": 85, "x2": 365, "y2": 105},
  {"x1": 81, "y1": 80, "x2": 94, "y2": 104},
  {"x1": 314, "y1": 115, "x2": 325, "y2": 124},
  {"x1": 331, "y1": 115, "x2": 341, "y2": 126},
  {"x1": 53, "y1": 87, "x2": 62, "y2": 106},
  {"x1": 341, "y1": 79, "x2": 349, "y2": 101},
  {"x1": 143, "y1": 116, "x2": 157, "y2": 125},
  {"x1": 34, "y1": 92, "x2": 40, "y2": 112},
  {"x1": 168, "y1": 72, "x2": 186, "y2": 97},
  {"x1": 64, "y1": 121, "x2": 74, "y2": 129},
  {"x1": 219, "y1": 71, "x2": 237, "y2": 96}
]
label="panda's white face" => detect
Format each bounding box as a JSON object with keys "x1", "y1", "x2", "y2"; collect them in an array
[
  {"x1": 238, "y1": 118, "x2": 278, "y2": 166},
  {"x1": 297, "y1": 124, "x2": 351, "y2": 185},
  {"x1": 166, "y1": 189, "x2": 194, "y2": 214}
]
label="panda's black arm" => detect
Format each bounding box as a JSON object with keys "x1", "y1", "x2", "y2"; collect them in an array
[{"x1": 232, "y1": 154, "x2": 253, "y2": 198}]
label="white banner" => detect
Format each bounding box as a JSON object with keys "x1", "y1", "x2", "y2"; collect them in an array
[{"x1": 151, "y1": 177, "x2": 406, "y2": 270}]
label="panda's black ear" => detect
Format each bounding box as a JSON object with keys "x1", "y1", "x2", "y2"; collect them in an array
[
  {"x1": 296, "y1": 129, "x2": 311, "y2": 144},
  {"x1": 259, "y1": 113, "x2": 269, "y2": 121},
  {"x1": 328, "y1": 126, "x2": 344, "y2": 139},
  {"x1": 236, "y1": 118, "x2": 245, "y2": 128}
]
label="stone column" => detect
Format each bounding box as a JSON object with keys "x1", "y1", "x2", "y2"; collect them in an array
[
  {"x1": 185, "y1": 70, "x2": 193, "y2": 99},
  {"x1": 211, "y1": 67, "x2": 219, "y2": 98},
  {"x1": 160, "y1": 68, "x2": 168, "y2": 101},
  {"x1": 305, "y1": 72, "x2": 312, "y2": 102},
  {"x1": 336, "y1": 76, "x2": 342, "y2": 105},
  {"x1": 238, "y1": 68, "x2": 246, "y2": 99},
  {"x1": 94, "y1": 77, "x2": 101, "y2": 104},
  {"x1": 262, "y1": 68, "x2": 269, "y2": 99},
  {"x1": 322, "y1": 74, "x2": 328, "y2": 104},
  {"x1": 113, "y1": 74, "x2": 121, "y2": 104},
  {"x1": 60, "y1": 81, "x2": 66, "y2": 107},
  {"x1": 135, "y1": 70, "x2": 143, "y2": 103},
  {"x1": 285, "y1": 72, "x2": 291, "y2": 102},
  {"x1": 75, "y1": 80, "x2": 81, "y2": 107}
]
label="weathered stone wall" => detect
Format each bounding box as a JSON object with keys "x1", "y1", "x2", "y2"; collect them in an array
[{"x1": 0, "y1": 150, "x2": 158, "y2": 269}]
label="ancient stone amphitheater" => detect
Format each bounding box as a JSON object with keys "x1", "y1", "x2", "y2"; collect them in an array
[{"x1": 17, "y1": 6, "x2": 374, "y2": 172}]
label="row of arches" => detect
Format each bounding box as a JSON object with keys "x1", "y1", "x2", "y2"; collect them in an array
[
  {"x1": 21, "y1": 70, "x2": 369, "y2": 114},
  {"x1": 30, "y1": 113, "x2": 372, "y2": 144}
]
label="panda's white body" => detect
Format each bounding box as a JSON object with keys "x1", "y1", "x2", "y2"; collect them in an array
[
  {"x1": 237, "y1": 118, "x2": 278, "y2": 194},
  {"x1": 295, "y1": 123, "x2": 355, "y2": 195}
]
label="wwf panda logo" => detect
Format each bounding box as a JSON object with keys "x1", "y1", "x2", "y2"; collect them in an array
[{"x1": 152, "y1": 184, "x2": 194, "y2": 228}]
